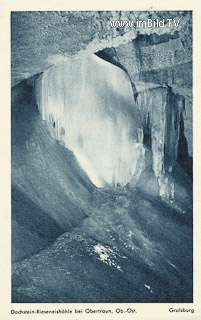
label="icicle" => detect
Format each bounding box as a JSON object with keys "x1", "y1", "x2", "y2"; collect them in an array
[
  {"x1": 136, "y1": 86, "x2": 183, "y2": 200},
  {"x1": 137, "y1": 87, "x2": 167, "y2": 178},
  {"x1": 35, "y1": 55, "x2": 144, "y2": 188},
  {"x1": 170, "y1": 183, "x2": 175, "y2": 200},
  {"x1": 168, "y1": 166, "x2": 173, "y2": 173}
]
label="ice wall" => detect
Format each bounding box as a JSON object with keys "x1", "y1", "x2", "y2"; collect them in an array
[
  {"x1": 35, "y1": 55, "x2": 144, "y2": 188},
  {"x1": 136, "y1": 88, "x2": 166, "y2": 177},
  {"x1": 136, "y1": 87, "x2": 184, "y2": 199}
]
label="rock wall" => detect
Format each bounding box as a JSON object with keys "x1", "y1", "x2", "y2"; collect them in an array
[{"x1": 11, "y1": 11, "x2": 192, "y2": 86}]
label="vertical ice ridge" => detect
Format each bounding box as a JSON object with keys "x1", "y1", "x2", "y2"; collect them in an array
[
  {"x1": 137, "y1": 87, "x2": 167, "y2": 178},
  {"x1": 136, "y1": 87, "x2": 184, "y2": 199},
  {"x1": 35, "y1": 55, "x2": 144, "y2": 188}
]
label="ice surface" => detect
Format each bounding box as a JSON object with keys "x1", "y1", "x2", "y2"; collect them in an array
[
  {"x1": 35, "y1": 55, "x2": 144, "y2": 187},
  {"x1": 93, "y1": 243, "x2": 123, "y2": 272},
  {"x1": 136, "y1": 87, "x2": 184, "y2": 199},
  {"x1": 136, "y1": 88, "x2": 166, "y2": 177},
  {"x1": 137, "y1": 87, "x2": 184, "y2": 175}
]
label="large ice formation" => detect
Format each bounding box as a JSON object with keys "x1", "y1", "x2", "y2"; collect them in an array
[
  {"x1": 136, "y1": 87, "x2": 184, "y2": 199},
  {"x1": 136, "y1": 87, "x2": 184, "y2": 176},
  {"x1": 35, "y1": 55, "x2": 144, "y2": 188}
]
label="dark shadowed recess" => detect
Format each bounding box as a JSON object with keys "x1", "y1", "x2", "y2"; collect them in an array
[
  {"x1": 177, "y1": 112, "x2": 193, "y2": 179},
  {"x1": 11, "y1": 80, "x2": 96, "y2": 262}
]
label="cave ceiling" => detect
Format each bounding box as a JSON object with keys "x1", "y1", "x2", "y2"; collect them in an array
[{"x1": 11, "y1": 11, "x2": 192, "y2": 90}]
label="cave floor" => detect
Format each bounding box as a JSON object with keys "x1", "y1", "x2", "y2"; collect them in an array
[{"x1": 12, "y1": 180, "x2": 193, "y2": 303}]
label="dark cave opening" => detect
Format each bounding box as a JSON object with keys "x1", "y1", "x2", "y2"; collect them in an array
[{"x1": 177, "y1": 112, "x2": 193, "y2": 180}]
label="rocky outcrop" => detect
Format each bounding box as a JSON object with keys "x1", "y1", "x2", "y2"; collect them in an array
[{"x1": 11, "y1": 11, "x2": 192, "y2": 86}]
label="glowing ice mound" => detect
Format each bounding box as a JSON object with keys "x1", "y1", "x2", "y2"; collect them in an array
[{"x1": 35, "y1": 55, "x2": 144, "y2": 187}]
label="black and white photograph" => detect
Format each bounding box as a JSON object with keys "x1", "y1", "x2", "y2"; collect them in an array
[
  {"x1": 10, "y1": 10, "x2": 193, "y2": 304},
  {"x1": 1, "y1": 3, "x2": 201, "y2": 319}
]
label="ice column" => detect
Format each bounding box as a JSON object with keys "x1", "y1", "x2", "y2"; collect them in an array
[
  {"x1": 136, "y1": 87, "x2": 167, "y2": 177},
  {"x1": 35, "y1": 55, "x2": 144, "y2": 188},
  {"x1": 136, "y1": 86, "x2": 184, "y2": 199}
]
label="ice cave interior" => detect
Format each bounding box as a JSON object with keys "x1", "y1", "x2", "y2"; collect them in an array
[{"x1": 11, "y1": 11, "x2": 193, "y2": 303}]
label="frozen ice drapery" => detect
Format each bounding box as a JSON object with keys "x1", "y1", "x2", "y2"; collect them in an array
[
  {"x1": 35, "y1": 55, "x2": 144, "y2": 188},
  {"x1": 136, "y1": 87, "x2": 184, "y2": 178},
  {"x1": 136, "y1": 86, "x2": 184, "y2": 199}
]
